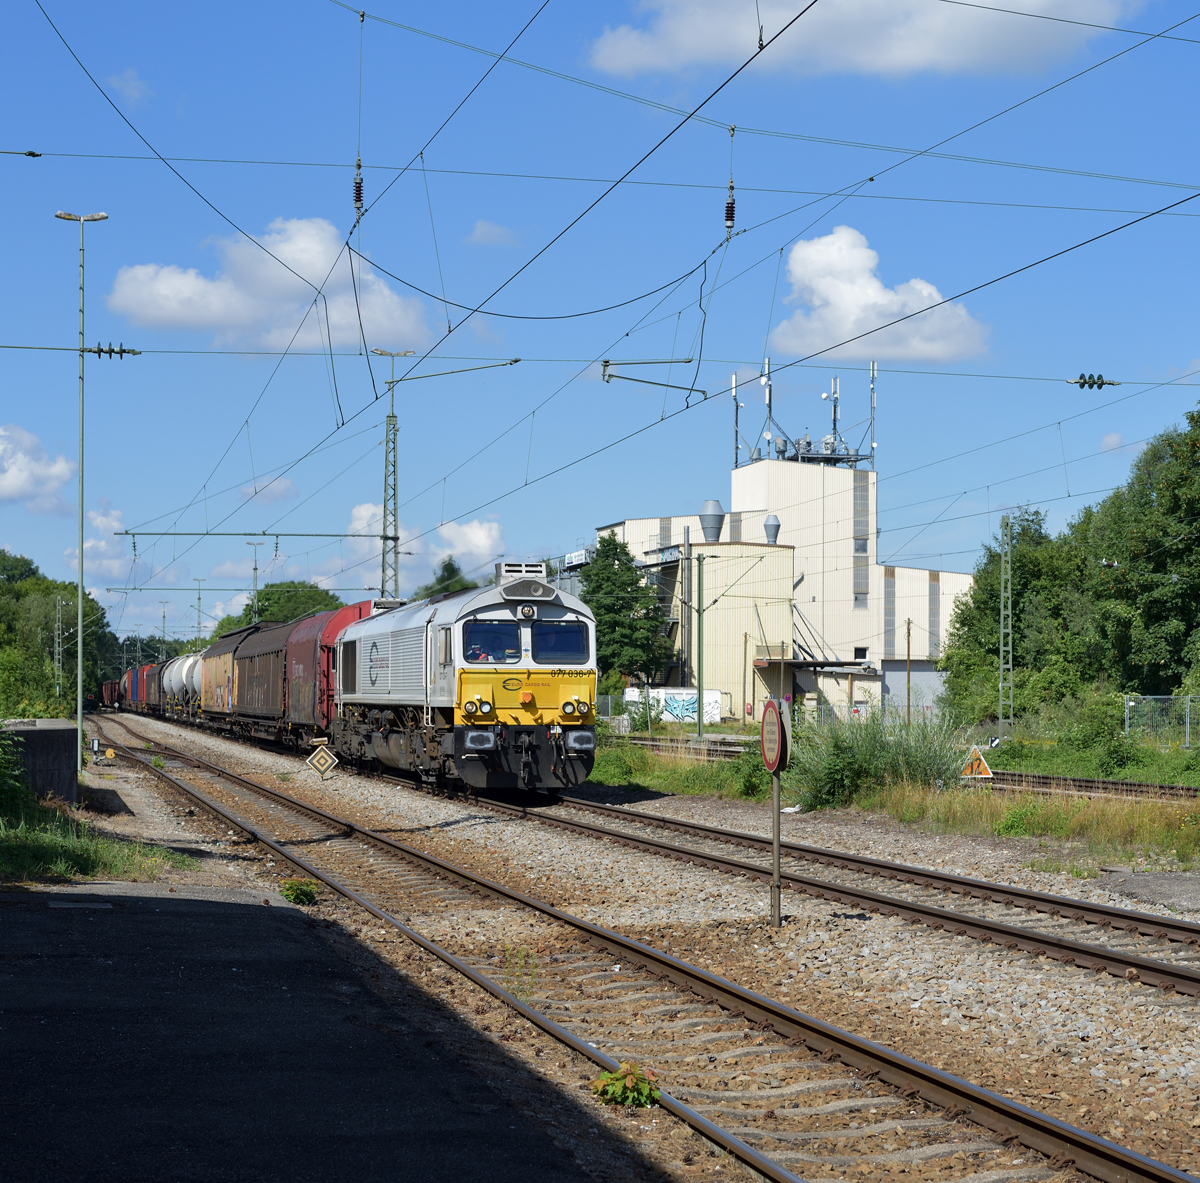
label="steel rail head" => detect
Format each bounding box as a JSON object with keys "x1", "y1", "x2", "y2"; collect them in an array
[
  {"x1": 554, "y1": 795, "x2": 1200, "y2": 946},
  {"x1": 96, "y1": 718, "x2": 1195, "y2": 1183},
  {"x1": 94, "y1": 724, "x2": 806, "y2": 1183}
]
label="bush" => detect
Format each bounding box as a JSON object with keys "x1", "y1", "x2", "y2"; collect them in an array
[
  {"x1": 730, "y1": 746, "x2": 771, "y2": 799},
  {"x1": 625, "y1": 695, "x2": 664, "y2": 733},
  {"x1": 589, "y1": 750, "x2": 634, "y2": 785},
  {"x1": 787, "y1": 709, "x2": 966, "y2": 810}
]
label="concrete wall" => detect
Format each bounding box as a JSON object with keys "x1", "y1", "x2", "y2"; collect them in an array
[{"x1": 3, "y1": 719, "x2": 78, "y2": 803}]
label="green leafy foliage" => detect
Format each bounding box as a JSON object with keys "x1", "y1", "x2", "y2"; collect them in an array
[
  {"x1": 0, "y1": 550, "x2": 121, "y2": 716},
  {"x1": 580, "y1": 534, "x2": 673, "y2": 679},
  {"x1": 942, "y1": 408, "x2": 1200, "y2": 722},
  {"x1": 590, "y1": 1061, "x2": 660, "y2": 1107},
  {"x1": 0, "y1": 731, "x2": 194, "y2": 881},
  {"x1": 411, "y1": 557, "x2": 479, "y2": 601},
  {"x1": 787, "y1": 710, "x2": 965, "y2": 810},
  {"x1": 213, "y1": 581, "x2": 345, "y2": 637},
  {"x1": 280, "y1": 878, "x2": 320, "y2": 905}
]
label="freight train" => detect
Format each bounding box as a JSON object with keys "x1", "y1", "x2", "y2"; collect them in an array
[{"x1": 101, "y1": 563, "x2": 597, "y2": 792}]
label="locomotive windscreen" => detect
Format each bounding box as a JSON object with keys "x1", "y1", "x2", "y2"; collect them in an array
[
  {"x1": 531, "y1": 621, "x2": 588, "y2": 663},
  {"x1": 463, "y1": 621, "x2": 520, "y2": 663}
]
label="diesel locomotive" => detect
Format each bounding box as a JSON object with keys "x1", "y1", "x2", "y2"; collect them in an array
[{"x1": 105, "y1": 562, "x2": 597, "y2": 793}]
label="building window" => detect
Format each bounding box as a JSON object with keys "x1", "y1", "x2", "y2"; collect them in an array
[
  {"x1": 854, "y1": 647, "x2": 867, "y2": 660},
  {"x1": 853, "y1": 593, "x2": 868, "y2": 609}
]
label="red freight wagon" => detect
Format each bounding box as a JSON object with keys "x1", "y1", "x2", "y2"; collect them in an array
[{"x1": 285, "y1": 600, "x2": 373, "y2": 739}]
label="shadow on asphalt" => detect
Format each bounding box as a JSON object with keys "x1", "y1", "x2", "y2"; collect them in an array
[{"x1": 0, "y1": 889, "x2": 660, "y2": 1183}]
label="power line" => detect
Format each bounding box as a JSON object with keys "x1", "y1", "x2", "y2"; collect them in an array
[
  {"x1": 334, "y1": 0, "x2": 1200, "y2": 195},
  {"x1": 931, "y1": 0, "x2": 1200, "y2": 44}
]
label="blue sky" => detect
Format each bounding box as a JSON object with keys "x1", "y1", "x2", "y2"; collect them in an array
[{"x1": 1, "y1": 0, "x2": 1196, "y2": 639}]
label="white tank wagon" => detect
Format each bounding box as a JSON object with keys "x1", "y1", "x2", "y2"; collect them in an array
[{"x1": 333, "y1": 563, "x2": 597, "y2": 792}]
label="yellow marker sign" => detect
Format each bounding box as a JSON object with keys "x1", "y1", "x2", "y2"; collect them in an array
[
  {"x1": 105, "y1": 749, "x2": 115, "y2": 760},
  {"x1": 306, "y1": 746, "x2": 339, "y2": 778},
  {"x1": 961, "y1": 746, "x2": 993, "y2": 778}
]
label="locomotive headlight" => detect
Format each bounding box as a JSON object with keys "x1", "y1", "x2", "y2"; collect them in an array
[
  {"x1": 464, "y1": 700, "x2": 478, "y2": 714},
  {"x1": 577, "y1": 701, "x2": 589, "y2": 714},
  {"x1": 519, "y1": 603, "x2": 535, "y2": 619},
  {"x1": 562, "y1": 701, "x2": 576, "y2": 715},
  {"x1": 479, "y1": 700, "x2": 492, "y2": 714}
]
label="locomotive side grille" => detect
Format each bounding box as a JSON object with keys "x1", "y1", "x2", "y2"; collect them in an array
[
  {"x1": 390, "y1": 628, "x2": 425, "y2": 696},
  {"x1": 341, "y1": 640, "x2": 357, "y2": 694}
]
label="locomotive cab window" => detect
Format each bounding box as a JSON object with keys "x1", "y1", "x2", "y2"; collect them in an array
[
  {"x1": 463, "y1": 621, "x2": 520, "y2": 664},
  {"x1": 341, "y1": 640, "x2": 357, "y2": 693},
  {"x1": 531, "y1": 620, "x2": 589, "y2": 664},
  {"x1": 437, "y1": 627, "x2": 452, "y2": 666}
]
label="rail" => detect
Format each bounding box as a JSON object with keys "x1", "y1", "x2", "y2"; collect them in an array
[{"x1": 94, "y1": 715, "x2": 1198, "y2": 1183}]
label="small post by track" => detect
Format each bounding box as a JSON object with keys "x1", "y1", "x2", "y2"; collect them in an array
[{"x1": 760, "y1": 697, "x2": 790, "y2": 928}]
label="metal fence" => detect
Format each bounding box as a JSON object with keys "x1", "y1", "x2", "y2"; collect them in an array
[{"x1": 1124, "y1": 695, "x2": 1197, "y2": 749}]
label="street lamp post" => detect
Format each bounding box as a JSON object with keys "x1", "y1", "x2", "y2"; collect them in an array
[{"x1": 55, "y1": 210, "x2": 107, "y2": 776}]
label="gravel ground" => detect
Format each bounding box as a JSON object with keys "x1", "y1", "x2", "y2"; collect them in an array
[{"x1": 112, "y1": 715, "x2": 1200, "y2": 1174}]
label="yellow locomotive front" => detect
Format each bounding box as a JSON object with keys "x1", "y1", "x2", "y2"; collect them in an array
[{"x1": 451, "y1": 585, "x2": 597, "y2": 790}]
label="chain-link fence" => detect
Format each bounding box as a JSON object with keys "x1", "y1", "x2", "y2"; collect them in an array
[{"x1": 1124, "y1": 695, "x2": 1197, "y2": 749}]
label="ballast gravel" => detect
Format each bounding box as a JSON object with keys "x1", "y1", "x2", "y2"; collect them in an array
[{"x1": 120, "y1": 716, "x2": 1200, "y2": 1174}]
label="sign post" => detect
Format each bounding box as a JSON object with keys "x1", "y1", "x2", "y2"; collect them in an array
[{"x1": 760, "y1": 698, "x2": 791, "y2": 928}]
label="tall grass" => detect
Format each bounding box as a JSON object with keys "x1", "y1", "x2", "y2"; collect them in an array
[
  {"x1": 860, "y1": 781, "x2": 1200, "y2": 867},
  {"x1": 785, "y1": 710, "x2": 965, "y2": 809},
  {"x1": 588, "y1": 740, "x2": 770, "y2": 799},
  {"x1": 0, "y1": 732, "x2": 195, "y2": 882}
]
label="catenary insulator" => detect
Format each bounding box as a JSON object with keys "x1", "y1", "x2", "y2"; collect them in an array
[
  {"x1": 725, "y1": 198, "x2": 735, "y2": 231},
  {"x1": 354, "y1": 176, "x2": 364, "y2": 209}
]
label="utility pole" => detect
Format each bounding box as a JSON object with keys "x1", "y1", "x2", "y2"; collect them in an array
[
  {"x1": 999, "y1": 514, "x2": 1014, "y2": 739},
  {"x1": 905, "y1": 618, "x2": 912, "y2": 725},
  {"x1": 371, "y1": 348, "x2": 414, "y2": 599},
  {"x1": 54, "y1": 597, "x2": 63, "y2": 699},
  {"x1": 246, "y1": 542, "x2": 264, "y2": 623},
  {"x1": 682, "y1": 525, "x2": 691, "y2": 689},
  {"x1": 194, "y1": 578, "x2": 205, "y2": 647},
  {"x1": 695, "y1": 554, "x2": 705, "y2": 740},
  {"x1": 159, "y1": 601, "x2": 170, "y2": 661}
]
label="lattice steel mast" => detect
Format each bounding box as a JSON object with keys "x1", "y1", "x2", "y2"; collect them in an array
[{"x1": 999, "y1": 514, "x2": 1014, "y2": 739}]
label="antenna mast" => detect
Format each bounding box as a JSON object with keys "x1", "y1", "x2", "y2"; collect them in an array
[
  {"x1": 869, "y1": 361, "x2": 877, "y2": 470},
  {"x1": 732, "y1": 372, "x2": 739, "y2": 469}
]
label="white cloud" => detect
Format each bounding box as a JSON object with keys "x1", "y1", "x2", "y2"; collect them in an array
[
  {"x1": 1100, "y1": 432, "x2": 1125, "y2": 452},
  {"x1": 65, "y1": 502, "x2": 137, "y2": 580},
  {"x1": 466, "y1": 220, "x2": 518, "y2": 246},
  {"x1": 107, "y1": 217, "x2": 432, "y2": 350},
  {"x1": 435, "y1": 520, "x2": 504, "y2": 565},
  {"x1": 211, "y1": 593, "x2": 251, "y2": 622},
  {"x1": 0, "y1": 424, "x2": 73, "y2": 512},
  {"x1": 240, "y1": 477, "x2": 296, "y2": 504},
  {"x1": 589, "y1": 0, "x2": 1136, "y2": 77},
  {"x1": 769, "y1": 225, "x2": 987, "y2": 362},
  {"x1": 108, "y1": 68, "x2": 151, "y2": 104}
]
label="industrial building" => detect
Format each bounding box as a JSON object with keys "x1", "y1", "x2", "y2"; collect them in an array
[{"x1": 555, "y1": 368, "x2": 974, "y2": 720}]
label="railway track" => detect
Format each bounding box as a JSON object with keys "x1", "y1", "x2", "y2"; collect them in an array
[
  {"x1": 95, "y1": 715, "x2": 1194, "y2": 1183},
  {"x1": 623, "y1": 734, "x2": 1200, "y2": 800}
]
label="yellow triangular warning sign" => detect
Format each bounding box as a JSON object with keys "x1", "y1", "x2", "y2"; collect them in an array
[{"x1": 961, "y1": 745, "x2": 992, "y2": 778}]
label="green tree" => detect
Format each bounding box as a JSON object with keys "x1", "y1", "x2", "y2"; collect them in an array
[
  {"x1": 0, "y1": 549, "x2": 40, "y2": 584},
  {"x1": 579, "y1": 534, "x2": 673, "y2": 679},
  {"x1": 941, "y1": 404, "x2": 1200, "y2": 722},
  {"x1": 412, "y1": 557, "x2": 478, "y2": 600}
]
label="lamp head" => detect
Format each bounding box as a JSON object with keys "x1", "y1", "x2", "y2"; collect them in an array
[{"x1": 55, "y1": 211, "x2": 108, "y2": 222}]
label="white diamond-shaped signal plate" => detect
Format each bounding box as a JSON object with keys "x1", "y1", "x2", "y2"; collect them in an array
[{"x1": 306, "y1": 745, "x2": 340, "y2": 778}]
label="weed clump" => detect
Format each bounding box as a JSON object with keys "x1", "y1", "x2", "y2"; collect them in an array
[
  {"x1": 591, "y1": 1061, "x2": 660, "y2": 1107},
  {"x1": 280, "y1": 878, "x2": 320, "y2": 905}
]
